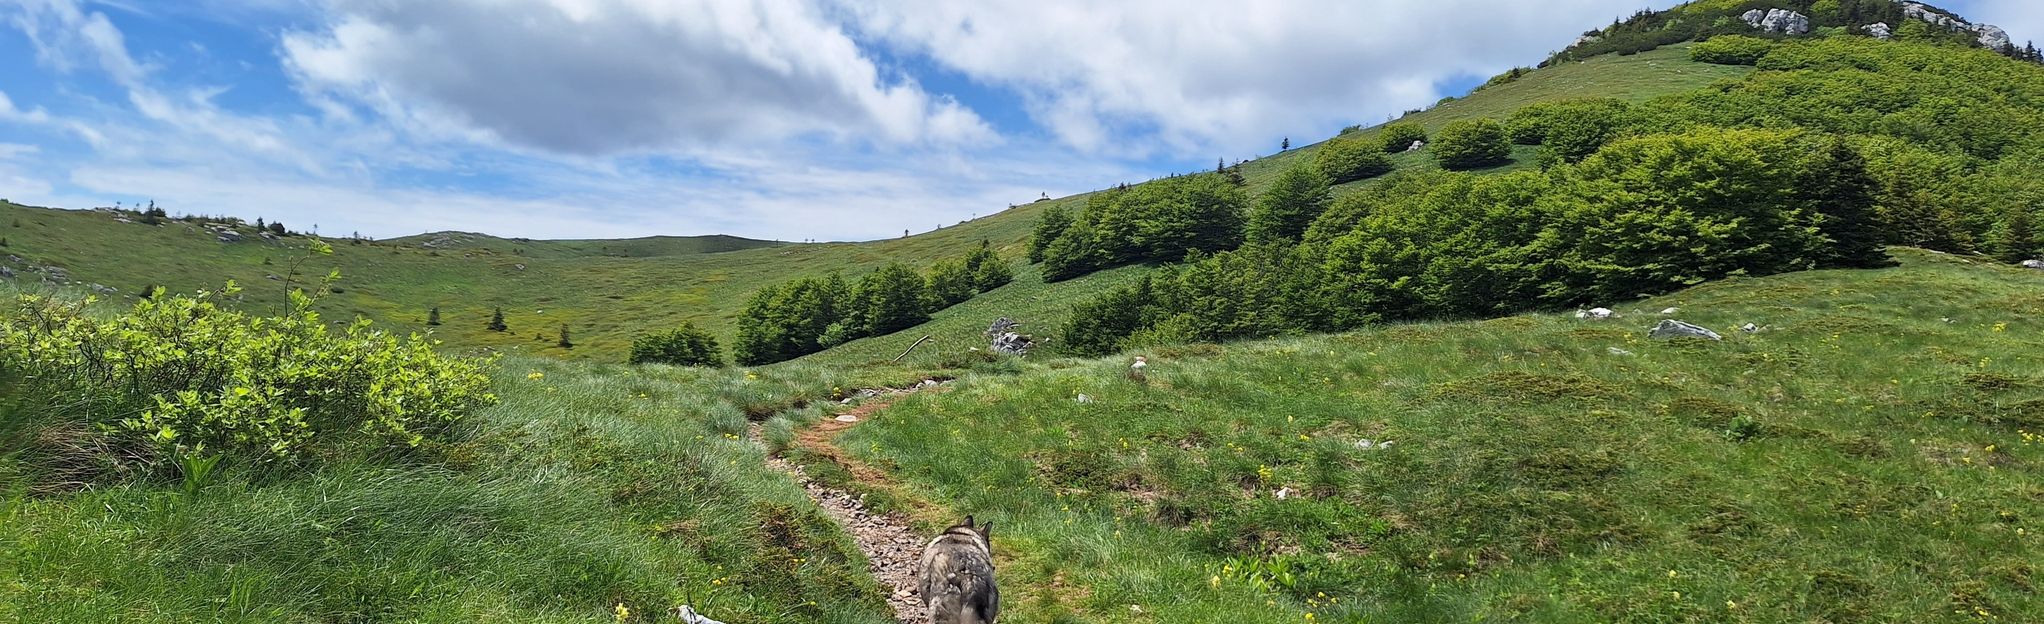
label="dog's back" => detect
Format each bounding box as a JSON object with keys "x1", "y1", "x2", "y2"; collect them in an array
[{"x1": 919, "y1": 518, "x2": 998, "y2": 624}]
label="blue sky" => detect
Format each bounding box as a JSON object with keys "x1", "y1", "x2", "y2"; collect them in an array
[{"x1": 0, "y1": 0, "x2": 2036, "y2": 241}]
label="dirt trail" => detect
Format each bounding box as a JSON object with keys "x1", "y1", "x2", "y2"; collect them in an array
[{"x1": 752, "y1": 382, "x2": 948, "y2": 624}]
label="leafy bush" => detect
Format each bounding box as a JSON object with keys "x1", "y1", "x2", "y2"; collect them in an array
[
  {"x1": 0, "y1": 285, "x2": 497, "y2": 463},
  {"x1": 629, "y1": 322, "x2": 723, "y2": 367},
  {"x1": 1691, "y1": 35, "x2": 1775, "y2": 65},
  {"x1": 1377, "y1": 123, "x2": 1428, "y2": 153},
  {"x1": 1027, "y1": 206, "x2": 1074, "y2": 264},
  {"x1": 1432, "y1": 119, "x2": 1513, "y2": 170},
  {"x1": 1313, "y1": 138, "x2": 1393, "y2": 185}
]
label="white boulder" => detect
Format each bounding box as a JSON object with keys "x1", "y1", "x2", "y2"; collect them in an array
[{"x1": 1649, "y1": 319, "x2": 1724, "y2": 341}]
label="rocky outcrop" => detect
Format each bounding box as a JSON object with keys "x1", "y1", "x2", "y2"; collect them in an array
[
  {"x1": 1864, "y1": 22, "x2": 1892, "y2": 40},
  {"x1": 1743, "y1": 9, "x2": 1810, "y2": 35},
  {"x1": 1900, "y1": 2, "x2": 2012, "y2": 49}
]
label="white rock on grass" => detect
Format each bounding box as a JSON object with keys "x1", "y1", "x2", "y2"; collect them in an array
[
  {"x1": 1660, "y1": 307, "x2": 1680, "y2": 315},
  {"x1": 1076, "y1": 393, "x2": 1093, "y2": 404},
  {"x1": 2021, "y1": 259, "x2": 2044, "y2": 270},
  {"x1": 1649, "y1": 319, "x2": 1724, "y2": 341},
  {"x1": 675, "y1": 606, "x2": 728, "y2": 624},
  {"x1": 1576, "y1": 307, "x2": 1616, "y2": 320},
  {"x1": 1608, "y1": 347, "x2": 1637, "y2": 356}
]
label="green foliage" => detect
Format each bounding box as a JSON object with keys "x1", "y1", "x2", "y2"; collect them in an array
[
  {"x1": 1036, "y1": 173, "x2": 1247, "y2": 282},
  {"x1": 927, "y1": 260, "x2": 978, "y2": 308},
  {"x1": 486, "y1": 307, "x2": 506, "y2": 332},
  {"x1": 1377, "y1": 123, "x2": 1428, "y2": 154},
  {"x1": 1432, "y1": 119, "x2": 1514, "y2": 170},
  {"x1": 1313, "y1": 138, "x2": 1392, "y2": 185},
  {"x1": 1506, "y1": 98, "x2": 1633, "y2": 165},
  {"x1": 1798, "y1": 137, "x2": 1893, "y2": 268},
  {"x1": 0, "y1": 286, "x2": 497, "y2": 463},
  {"x1": 861, "y1": 262, "x2": 933, "y2": 335},
  {"x1": 1691, "y1": 34, "x2": 1775, "y2": 65},
  {"x1": 963, "y1": 241, "x2": 1013, "y2": 291},
  {"x1": 1028, "y1": 206, "x2": 1074, "y2": 264},
  {"x1": 628, "y1": 322, "x2": 724, "y2": 367},
  {"x1": 1247, "y1": 165, "x2": 1332, "y2": 245},
  {"x1": 1987, "y1": 205, "x2": 2041, "y2": 263}
]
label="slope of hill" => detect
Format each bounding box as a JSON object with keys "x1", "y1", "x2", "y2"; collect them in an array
[
  {"x1": 381, "y1": 231, "x2": 786, "y2": 258},
  {"x1": 836, "y1": 248, "x2": 2044, "y2": 622},
  {"x1": 0, "y1": 43, "x2": 1750, "y2": 365}
]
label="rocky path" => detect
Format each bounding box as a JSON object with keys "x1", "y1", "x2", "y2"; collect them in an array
[{"x1": 752, "y1": 381, "x2": 949, "y2": 624}]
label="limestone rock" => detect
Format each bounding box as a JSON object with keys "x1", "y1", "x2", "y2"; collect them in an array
[
  {"x1": 2021, "y1": 259, "x2": 2044, "y2": 270},
  {"x1": 1742, "y1": 9, "x2": 1766, "y2": 28},
  {"x1": 1576, "y1": 307, "x2": 1615, "y2": 320},
  {"x1": 1759, "y1": 9, "x2": 1811, "y2": 35},
  {"x1": 217, "y1": 231, "x2": 243, "y2": 243},
  {"x1": 1864, "y1": 22, "x2": 1892, "y2": 40},
  {"x1": 1405, "y1": 140, "x2": 1426, "y2": 152},
  {"x1": 1972, "y1": 24, "x2": 2011, "y2": 50},
  {"x1": 1649, "y1": 319, "x2": 1723, "y2": 341}
]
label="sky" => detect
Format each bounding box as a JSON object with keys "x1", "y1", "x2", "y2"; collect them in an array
[{"x1": 0, "y1": 1, "x2": 2037, "y2": 242}]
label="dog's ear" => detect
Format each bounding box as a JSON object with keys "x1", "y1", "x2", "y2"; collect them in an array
[
  {"x1": 980, "y1": 521, "x2": 993, "y2": 542},
  {"x1": 964, "y1": 515, "x2": 975, "y2": 528}
]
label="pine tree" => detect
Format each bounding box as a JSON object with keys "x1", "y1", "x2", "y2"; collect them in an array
[
  {"x1": 256, "y1": 217, "x2": 265, "y2": 230},
  {"x1": 1801, "y1": 139, "x2": 1892, "y2": 268},
  {"x1": 1987, "y1": 205, "x2": 2040, "y2": 264},
  {"x1": 557, "y1": 324, "x2": 573, "y2": 349},
  {"x1": 1281, "y1": 137, "x2": 1291, "y2": 150},
  {"x1": 487, "y1": 307, "x2": 507, "y2": 332},
  {"x1": 427, "y1": 306, "x2": 442, "y2": 326}
]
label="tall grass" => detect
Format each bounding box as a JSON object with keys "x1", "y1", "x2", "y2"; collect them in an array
[{"x1": 0, "y1": 357, "x2": 916, "y2": 623}]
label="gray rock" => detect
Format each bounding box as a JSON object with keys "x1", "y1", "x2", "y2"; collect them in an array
[
  {"x1": 0, "y1": 267, "x2": 13, "y2": 279},
  {"x1": 1864, "y1": 22, "x2": 1892, "y2": 40},
  {"x1": 1076, "y1": 393, "x2": 1093, "y2": 404},
  {"x1": 1972, "y1": 24, "x2": 2011, "y2": 50},
  {"x1": 1741, "y1": 9, "x2": 1766, "y2": 28},
  {"x1": 89, "y1": 283, "x2": 117, "y2": 294},
  {"x1": 1758, "y1": 9, "x2": 1811, "y2": 35},
  {"x1": 217, "y1": 231, "x2": 243, "y2": 243},
  {"x1": 1608, "y1": 347, "x2": 1636, "y2": 356},
  {"x1": 1576, "y1": 307, "x2": 1615, "y2": 320},
  {"x1": 1649, "y1": 319, "x2": 1723, "y2": 341},
  {"x1": 1902, "y1": 2, "x2": 1961, "y2": 29},
  {"x1": 1740, "y1": 323, "x2": 1760, "y2": 333},
  {"x1": 2021, "y1": 259, "x2": 2044, "y2": 270},
  {"x1": 1405, "y1": 140, "x2": 1426, "y2": 152}
]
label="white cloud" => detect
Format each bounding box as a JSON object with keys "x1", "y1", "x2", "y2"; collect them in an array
[
  {"x1": 840, "y1": 0, "x2": 1655, "y2": 155},
  {"x1": 278, "y1": 0, "x2": 995, "y2": 155}
]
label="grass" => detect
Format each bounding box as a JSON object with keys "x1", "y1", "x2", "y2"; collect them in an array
[
  {"x1": 0, "y1": 356, "x2": 923, "y2": 623},
  {"x1": 838, "y1": 249, "x2": 2044, "y2": 623},
  {"x1": 0, "y1": 44, "x2": 1745, "y2": 366}
]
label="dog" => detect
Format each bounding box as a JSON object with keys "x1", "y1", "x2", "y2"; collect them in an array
[{"x1": 918, "y1": 516, "x2": 999, "y2": 624}]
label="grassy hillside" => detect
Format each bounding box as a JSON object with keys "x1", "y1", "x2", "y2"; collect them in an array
[
  {"x1": 0, "y1": 44, "x2": 1748, "y2": 364},
  {"x1": 839, "y1": 248, "x2": 2044, "y2": 622}
]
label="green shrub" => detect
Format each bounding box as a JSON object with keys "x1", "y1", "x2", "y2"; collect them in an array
[
  {"x1": 1432, "y1": 119, "x2": 1513, "y2": 170},
  {"x1": 962, "y1": 241, "x2": 1013, "y2": 291},
  {"x1": 1691, "y1": 35, "x2": 1775, "y2": 65},
  {"x1": 0, "y1": 285, "x2": 497, "y2": 463},
  {"x1": 1377, "y1": 123, "x2": 1428, "y2": 153},
  {"x1": 1313, "y1": 139, "x2": 1393, "y2": 185},
  {"x1": 629, "y1": 322, "x2": 723, "y2": 367}
]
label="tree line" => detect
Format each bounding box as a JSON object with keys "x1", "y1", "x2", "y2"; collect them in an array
[
  {"x1": 728, "y1": 242, "x2": 1012, "y2": 365},
  {"x1": 1050, "y1": 36, "x2": 2044, "y2": 355}
]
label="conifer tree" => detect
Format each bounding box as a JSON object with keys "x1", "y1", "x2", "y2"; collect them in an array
[
  {"x1": 487, "y1": 307, "x2": 507, "y2": 332},
  {"x1": 557, "y1": 323, "x2": 572, "y2": 348},
  {"x1": 1800, "y1": 138, "x2": 1892, "y2": 268},
  {"x1": 1988, "y1": 205, "x2": 2040, "y2": 264},
  {"x1": 427, "y1": 306, "x2": 441, "y2": 326}
]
